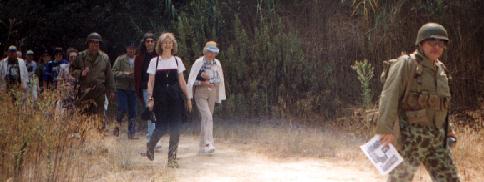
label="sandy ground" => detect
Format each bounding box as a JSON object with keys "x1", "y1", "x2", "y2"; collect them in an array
[{"x1": 82, "y1": 133, "x2": 389, "y2": 182}]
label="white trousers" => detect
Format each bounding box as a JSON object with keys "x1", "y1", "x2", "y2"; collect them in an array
[{"x1": 194, "y1": 86, "x2": 217, "y2": 150}]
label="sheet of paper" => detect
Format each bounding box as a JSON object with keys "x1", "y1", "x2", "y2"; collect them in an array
[{"x1": 360, "y1": 135, "x2": 404, "y2": 175}]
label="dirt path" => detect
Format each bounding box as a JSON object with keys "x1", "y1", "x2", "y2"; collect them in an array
[{"x1": 85, "y1": 133, "x2": 387, "y2": 182}]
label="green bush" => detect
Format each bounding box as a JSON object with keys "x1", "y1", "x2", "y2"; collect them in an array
[{"x1": 351, "y1": 59, "x2": 374, "y2": 108}]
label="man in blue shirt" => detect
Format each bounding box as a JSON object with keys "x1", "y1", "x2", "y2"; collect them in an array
[{"x1": 43, "y1": 47, "x2": 68, "y2": 90}]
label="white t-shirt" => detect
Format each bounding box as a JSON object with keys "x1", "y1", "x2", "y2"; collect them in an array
[
  {"x1": 128, "y1": 57, "x2": 135, "y2": 69},
  {"x1": 147, "y1": 56, "x2": 185, "y2": 75}
]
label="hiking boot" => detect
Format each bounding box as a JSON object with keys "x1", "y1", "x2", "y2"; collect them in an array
[
  {"x1": 146, "y1": 143, "x2": 154, "y2": 161},
  {"x1": 167, "y1": 159, "x2": 179, "y2": 168},
  {"x1": 200, "y1": 144, "x2": 215, "y2": 154},
  {"x1": 207, "y1": 145, "x2": 215, "y2": 154},
  {"x1": 113, "y1": 127, "x2": 119, "y2": 137}
]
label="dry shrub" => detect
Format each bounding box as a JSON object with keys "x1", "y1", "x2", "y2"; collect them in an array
[
  {"x1": 452, "y1": 127, "x2": 484, "y2": 181},
  {"x1": 0, "y1": 90, "x2": 106, "y2": 181}
]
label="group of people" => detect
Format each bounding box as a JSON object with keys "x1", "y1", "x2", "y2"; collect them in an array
[
  {"x1": 1, "y1": 22, "x2": 462, "y2": 181},
  {"x1": 0, "y1": 45, "x2": 77, "y2": 102},
  {"x1": 0, "y1": 31, "x2": 226, "y2": 168}
]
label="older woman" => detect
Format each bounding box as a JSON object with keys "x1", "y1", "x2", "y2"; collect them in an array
[
  {"x1": 188, "y1": 41, "x2": 226, "y2": 154},
  {"x1": 145, "y1": 32, "x2": 191, "y2": 168}
]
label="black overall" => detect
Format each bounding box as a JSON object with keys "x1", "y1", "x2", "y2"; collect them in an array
[{"x1": 148, "y1": 57, "x2": 185, "y2": 161}]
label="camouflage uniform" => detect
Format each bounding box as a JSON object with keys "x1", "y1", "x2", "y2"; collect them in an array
[
  {"x1": 70, "y1": 49, "x2": 114, "y2": 115},
  {"x1": 376, "y1": 23, "x2": 460, "y2": 182}
]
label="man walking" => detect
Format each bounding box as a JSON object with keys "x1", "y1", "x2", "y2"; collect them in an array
[
  {"x1": 70, "y1": 32, "x2": 114, "y2": 119},
  {"x1": 112, "y1": 42, "x2": 138, "y2": 139},
  {"x1": 377, "y1": 23, "x2": 460, "y2": 182}
]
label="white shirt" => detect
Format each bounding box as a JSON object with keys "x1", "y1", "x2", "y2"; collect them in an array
[
  {"x1": 147, "y1": 56, "x2": 185, "y2": 75},
  {"x1": 128, "y1": 57, "x2": 135, "y2": 69},
  {"x1": 187, "y1": 57, "x2": 226, "y2": 103},
  {"x1": 0, "y1": 58, "x2": 29, "y2": 91}
]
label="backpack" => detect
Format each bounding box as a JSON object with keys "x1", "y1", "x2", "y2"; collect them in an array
[{"x1": 379, "y1": 53, "x2": 422, "y2": 86}]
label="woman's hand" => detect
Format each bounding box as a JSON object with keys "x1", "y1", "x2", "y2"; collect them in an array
[
  {"x1": 201, "y1": 72, "x2": 210, "y2": 80},
  {"x1": 186, "y1": 99, "x2": 192, "y2": 113},
  {"x1": 201, "y1": 81, "x2": 215, "y2": 89},
  {"x1": 147, "y1": 98, "x2": 154, "y2": 111}
]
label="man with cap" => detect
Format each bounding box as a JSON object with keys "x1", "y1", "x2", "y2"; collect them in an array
[
  {"x1": 70, "y1": 32, "x2": 114, "y2": 117},
  {"x1": 112, "y1": 42, "x2": 138, "y2": 139},
  {"x1": 43, "y1": 47, "x2": 69, "y2": 90},
  {"x1": 134, "y1": 32, "x2": 158, "y2": 140},
  {"x1": 377, "y1": 22, "x2": 460, "y2": 181},
  {"x1": 25, "y1": 50, "x2": 39, "y2": 100},
  {"x1": 0, "y1": 45, "x2": 28, "y2": 100},
  {"x1": 187, "y1": 41, "x2": 226, "y2": 154}
]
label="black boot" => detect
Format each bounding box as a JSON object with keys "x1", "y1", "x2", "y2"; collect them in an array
[
  {"x1": 113, "y1": 127, "x2": 119, "y2": 137},
  {"x1": 146, "y1": 143, "x2": 154, "y2": 161}
]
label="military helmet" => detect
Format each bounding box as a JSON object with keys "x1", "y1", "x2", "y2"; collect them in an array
[
  {"x1": 415, "y1": 23, "x2": 449, "y2": 46},
  {"x1": 86, "y1": 32, "x2": 103, "y2": 42}
]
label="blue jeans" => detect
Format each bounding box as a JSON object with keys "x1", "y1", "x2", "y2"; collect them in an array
[
  {"x1": 116, "y1": 89, "x2": 137, "y2": 136},
  {"x1": 143, "y1": 89, "x2": 156, "y2": 139}
]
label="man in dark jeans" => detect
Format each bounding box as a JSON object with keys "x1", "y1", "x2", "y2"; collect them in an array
[
  {"x1": 134, "y1": 32, "x2": 157, "y2": 139},
  {"x1": 112, "y1": 42, "x2": 137, "y2": 139}
]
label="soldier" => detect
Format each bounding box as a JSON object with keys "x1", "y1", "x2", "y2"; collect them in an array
[
  {"x1": 70, "y1": 32, "x2": 114, "y2": 117},
  {"x1": 377, "y1": 23, "x2": 460, "y2": 182}
]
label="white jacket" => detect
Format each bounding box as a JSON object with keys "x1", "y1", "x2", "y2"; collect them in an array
[
  {"x1": 0, "y1": 58, "x2": 29, "y2": 91},
  {"x1": 187, "y1": 57, "x2": 226, "y2": 103}
]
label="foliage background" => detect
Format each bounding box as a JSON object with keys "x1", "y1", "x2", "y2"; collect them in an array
[{"x1": 1, "y1": 0, "x2": 483, "y2": 119}]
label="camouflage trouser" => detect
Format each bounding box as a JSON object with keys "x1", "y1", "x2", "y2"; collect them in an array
[{"x1": 388, "y1": 123, "x2": 460, "y2": 182}]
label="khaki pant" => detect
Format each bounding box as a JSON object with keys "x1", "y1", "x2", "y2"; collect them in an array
[{"x1": 194, "y1": 86, "x2": 217, "y2": 150}]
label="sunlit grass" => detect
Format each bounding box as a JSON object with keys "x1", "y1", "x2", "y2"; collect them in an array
[
  {"x1": 0, "y1": 90, "x2": 104, "y2": 181},
  {"x1": 1, "y1": 89, "x2": 482, "y2": 181}
]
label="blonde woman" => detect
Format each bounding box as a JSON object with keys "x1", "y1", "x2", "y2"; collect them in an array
[
  {"x1": 145, "y1": 32, "x2": 192, "y2": 168},
  {"x1": 187, "y1": 41, "x2": 226, "y2": 154}
]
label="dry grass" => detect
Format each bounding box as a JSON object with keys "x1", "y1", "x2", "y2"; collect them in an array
[
  {"x1": 0, "y1": 90, "x2": 107, "y2": 181},
  {"x1": 1, "y1": 89, "x2": 483, "y2": 181},
  {"x1": 206, "y1": 117, "x2": 368, "y2": 162},
  {"x1": 209, "y1": 108, "x2": 484, "y2": 181}
]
